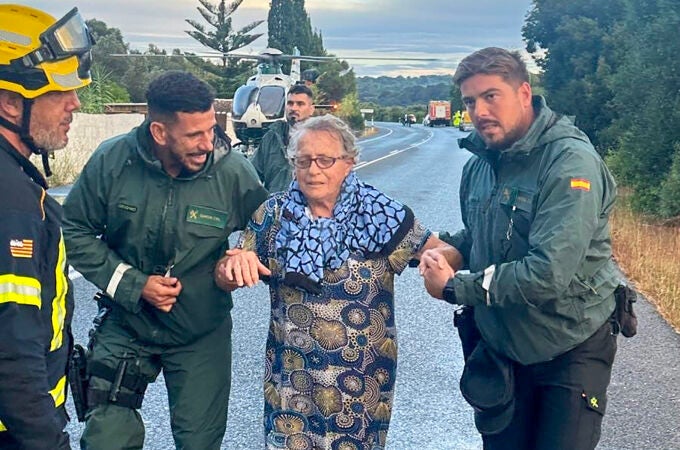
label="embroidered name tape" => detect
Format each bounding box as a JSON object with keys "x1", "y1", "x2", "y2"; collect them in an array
[{"x1": 186, "y1": 205, "x2": 228, "y2": 229}]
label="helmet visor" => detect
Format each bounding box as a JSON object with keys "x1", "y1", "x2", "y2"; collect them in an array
[
  {"x1": 41, "y1": 7, "x2": 93, "y2": 57},
  {"x1": 17, "y1": 7, "x2": 94, "y2": 72}
]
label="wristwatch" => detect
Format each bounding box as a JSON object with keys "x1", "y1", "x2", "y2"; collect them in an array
[{"x1": 442, "y1": 277, "x2": 457, "y2": 305}]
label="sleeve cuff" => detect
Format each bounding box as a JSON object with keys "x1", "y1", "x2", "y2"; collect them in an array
[{"x1": 443, "y1": 277, "x2": 457, "y2": 304}]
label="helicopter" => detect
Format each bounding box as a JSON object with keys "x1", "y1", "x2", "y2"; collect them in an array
[
  {"x1": 111, "y1": 48, "x2": 437, "y2": 151},
  {"x1": 224, "y1": 47, "x2": 439, "y2": 151},
  {"x1": 226, "y1": 47, "x2": 328, "y2": 152}
]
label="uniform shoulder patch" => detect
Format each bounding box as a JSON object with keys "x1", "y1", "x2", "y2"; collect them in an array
[
  {"x1": 10, "y1": 239, "x2": 34, "y2": 258},
  {"x1": 570, "y1": 178, "x2": 591, "y2": 191}
]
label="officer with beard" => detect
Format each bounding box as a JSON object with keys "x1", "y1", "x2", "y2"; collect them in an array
[{"x1": 251, "y1": 83, "x2": 316, "y2": 192}]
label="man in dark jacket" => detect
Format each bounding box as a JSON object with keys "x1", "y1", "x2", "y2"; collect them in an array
[
  {"x1": 62, "y1": 71, "x2": 268, "y2": 450},
  {"x1": 250, "y1": 84, "x2": 315, "y2": 192},
  {"x1": 420, "y1": 47, "x2": 618, "y2": 450},
  {"x1": 0, "y1": 5, "x2": 94, "y2": 449}
]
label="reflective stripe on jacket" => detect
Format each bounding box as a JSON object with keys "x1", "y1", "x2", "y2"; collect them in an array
[{"x1": 0, "y1": 135, "x2": 73, "y2": 448}]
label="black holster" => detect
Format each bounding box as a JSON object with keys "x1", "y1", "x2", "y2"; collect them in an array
[
  {"x1": 68, "y1": 293, "x2": 112, "y2": 422},
  {"x1": 612, "y1": 284, "x2": 638, "y2": 338},
  {"x1": 68, "y1": 344, "x2": 89, "y2": 422},
  {"x1": 87, "y1": 359, "x2": 148, "y2": 410},
  {"x1": 453, "y1": 305, "x2": 482, "y2": 362}
]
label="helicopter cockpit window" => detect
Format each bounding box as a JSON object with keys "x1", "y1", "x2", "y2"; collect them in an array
[
  {"x1": 232, "y1": 85, "x2": 258, "y2": 119},
  {"x1": 258, "y1": 85, "x2": 286, "y2": 119}
]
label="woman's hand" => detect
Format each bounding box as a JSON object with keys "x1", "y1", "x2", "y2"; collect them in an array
[
  {"x1": 419, "y1": 249, "x2": 455, "y2": 300},
  {"x1": 214, "y1": 248, "x2": 271, "y2": 292}
]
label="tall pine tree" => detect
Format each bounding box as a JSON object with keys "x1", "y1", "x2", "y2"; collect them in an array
[
  {"x1": 185, "y1": 0, "x2": 265, "y2": 97},
  {"x1": 268, "y1": 0, "x2": 325, "y2": 68},
  {"x1": 267, "y1": 0, "x2": 360, "y2": 128}
]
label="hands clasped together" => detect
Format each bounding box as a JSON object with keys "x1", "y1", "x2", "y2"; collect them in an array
[
  {"x1": 418, "y1": 248, "x2": 456, "y2": 301},
  {"x1": 212, "y1": 246, "x2": 458, "y2": 302},
  {"x1": 215, "y1": 248, "x2": 272, "y2": 292}
]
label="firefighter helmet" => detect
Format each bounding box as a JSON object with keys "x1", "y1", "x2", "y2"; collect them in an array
[{"x1": 0, "y1": 4, "x2": 94, "y2": 98}]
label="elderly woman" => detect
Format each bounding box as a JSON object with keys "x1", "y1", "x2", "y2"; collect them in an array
[{"x1": 216, "y1": 114, "x2": 457, "y2": 450}]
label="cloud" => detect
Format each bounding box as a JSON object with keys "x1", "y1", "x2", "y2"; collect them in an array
[{"x1": 17, "y1": 0, "x2": 535, "y2": 77}]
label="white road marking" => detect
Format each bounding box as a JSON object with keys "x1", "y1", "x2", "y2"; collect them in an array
[
  {"x1": 355, "y1": 130, "x2": 434, "y2": 170},
  {"x1": 358, "y1": 127, "x2": 394, "y2": 144}
]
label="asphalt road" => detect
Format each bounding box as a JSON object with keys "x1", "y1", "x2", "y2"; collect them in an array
[{"x1": 63, "y1": 122, "x2": 680, "y2": 449}]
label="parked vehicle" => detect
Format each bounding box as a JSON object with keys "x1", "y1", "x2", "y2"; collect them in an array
[{"x1": 427, "y1": 100, "x2": 451, "y2": 126}]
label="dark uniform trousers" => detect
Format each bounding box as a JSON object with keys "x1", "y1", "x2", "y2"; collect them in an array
[
  {"x1": 0, "y1": 424, "x2": 69, "y2": 450},
  {"x1": 80, "y1": 313, "x2": 232, "y2": 450},
  {"x1": 483, "y1": 321, "x2": 617, "y2": 450}
]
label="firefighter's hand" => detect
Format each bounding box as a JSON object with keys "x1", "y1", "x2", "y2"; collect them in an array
[
  {"x1": 215, "y1": 248, "x2": 271, "y2": 291},
  {"x1": 419, "y1": 249, "x2": 455, "y2": 300},
  {"x1": 141, "y1": 275, "x2": 182, "y2": 312}
]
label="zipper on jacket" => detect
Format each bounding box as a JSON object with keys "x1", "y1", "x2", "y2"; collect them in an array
[
  {"x1": 484, "y1": 185, "x2": 497, "y2": 214},
  {"x1": 153, "y1": 181, "x2": 176, "y2": 270},
  {"x1": 505, "y1": 187, "x2": 519, "y2": 241}
]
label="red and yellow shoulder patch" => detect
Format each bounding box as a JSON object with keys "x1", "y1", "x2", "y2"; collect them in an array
[
  {"x1": 570, "y1": 178, "x2": 591, "y2": 191},
  {"x1": 10, "y1": 239, "x2": 34, "y2": 258}
]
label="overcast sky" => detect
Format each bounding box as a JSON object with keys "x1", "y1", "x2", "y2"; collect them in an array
[{"x1": 20, "y1": 0, "x2": 534, "y2": 77}]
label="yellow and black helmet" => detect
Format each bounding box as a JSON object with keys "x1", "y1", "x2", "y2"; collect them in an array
[{"x1": 0, "y1": 4, "x2": 94, "y2": 98}]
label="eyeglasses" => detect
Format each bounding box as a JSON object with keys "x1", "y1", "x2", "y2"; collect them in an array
[{"x1": 291, "y1": 155, "x2": 349, "y2": 169}]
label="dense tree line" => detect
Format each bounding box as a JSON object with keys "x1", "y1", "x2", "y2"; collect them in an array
[
  {"x1": 357, "y1": 75, "x2": 452, "y2": 107},
  {"x1": 80, "y1": 0, "x2": 262, "y2": 105},
  {"x1": 79, "y1": 0, "x2": 362, "y2": 127},
  {"x1": 523, "y1": 0, "x2": 680, "y2": 218},
  {"x1": 356, "y1": 75, "x2": 456, "y2": 125}
]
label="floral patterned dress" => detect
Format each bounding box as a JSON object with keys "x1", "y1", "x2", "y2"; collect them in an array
[{"x1": 240, "y1": 193, "x2": 430, "y2": 450}]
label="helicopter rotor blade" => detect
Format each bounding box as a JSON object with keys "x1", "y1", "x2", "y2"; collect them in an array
[
  {"x1": 109, "y1": 53, "x2": 227, "y2": 59},
  {"x1": 327, "y1": 56, "x2": 440, "y2": 61},
  {"x1": 109, "y1": 49, "x2": 440, "y2": 63}
]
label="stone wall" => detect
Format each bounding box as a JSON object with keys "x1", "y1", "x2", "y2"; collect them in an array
[
  {"x1": 64, "y1": 111, "x2": 237, "y2": 154},
  {"x1": 42, "y1": 112, "x2": 237, "y2": 186},
  {"x1": 65, "y1": 113, "x2": 145, "y2": 154}
]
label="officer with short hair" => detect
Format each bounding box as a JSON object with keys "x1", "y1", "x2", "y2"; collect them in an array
[
  {"x1": 63, "y1": 71, "x2": 268, "y2": 450},
  {"x1": 420, "y1": 47, "x2": 619, "y2": 450},
  {"x1": 0, "y1": 4, "x2": 94, "y2": 449},
  {"x1": 250, "y1": 83, "x2": 315, "y2": 192}
]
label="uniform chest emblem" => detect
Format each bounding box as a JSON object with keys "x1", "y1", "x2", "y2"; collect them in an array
[
  {"x1": 186, "y1": 205, "x2": 228, "y2": 229},
  {"x1": 10, "y1": 239, "x2": 34, "y2": 258}
]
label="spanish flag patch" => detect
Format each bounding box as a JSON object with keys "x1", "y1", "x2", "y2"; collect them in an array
[
  {"x1": 10, "y1": 239, "x2": 34, "y2": 258},
  {"x1": 570, "y1": 178, "x2": 591, "y2": 191}
]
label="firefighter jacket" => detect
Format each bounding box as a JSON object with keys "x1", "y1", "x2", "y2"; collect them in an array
[
  {"x1": 250, "y1": 120, "x2": 292, "y2": 193},
  {"x1": 445, "y1": 97, "x2": 618, "y2": 365},
  {"x1": 0, "y1": 135, "x2": 73, "y2": 449},
  {"x1": 63, "y1": 123, "x2": 268, "y2": 346}
]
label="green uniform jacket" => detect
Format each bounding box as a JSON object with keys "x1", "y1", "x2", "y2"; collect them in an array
[
  {"x1": 250, "y1": 120, "x2": 292, "y2": 193},
  {"x1": 445, "y1": 97, "x2": 618, "y2": 365},
  {"x1": 63, "y1": 123, "x2": 268, "y2": 346},
  {"x1": 0, "y1": 136, "x2": 72, "y2": 448}
]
